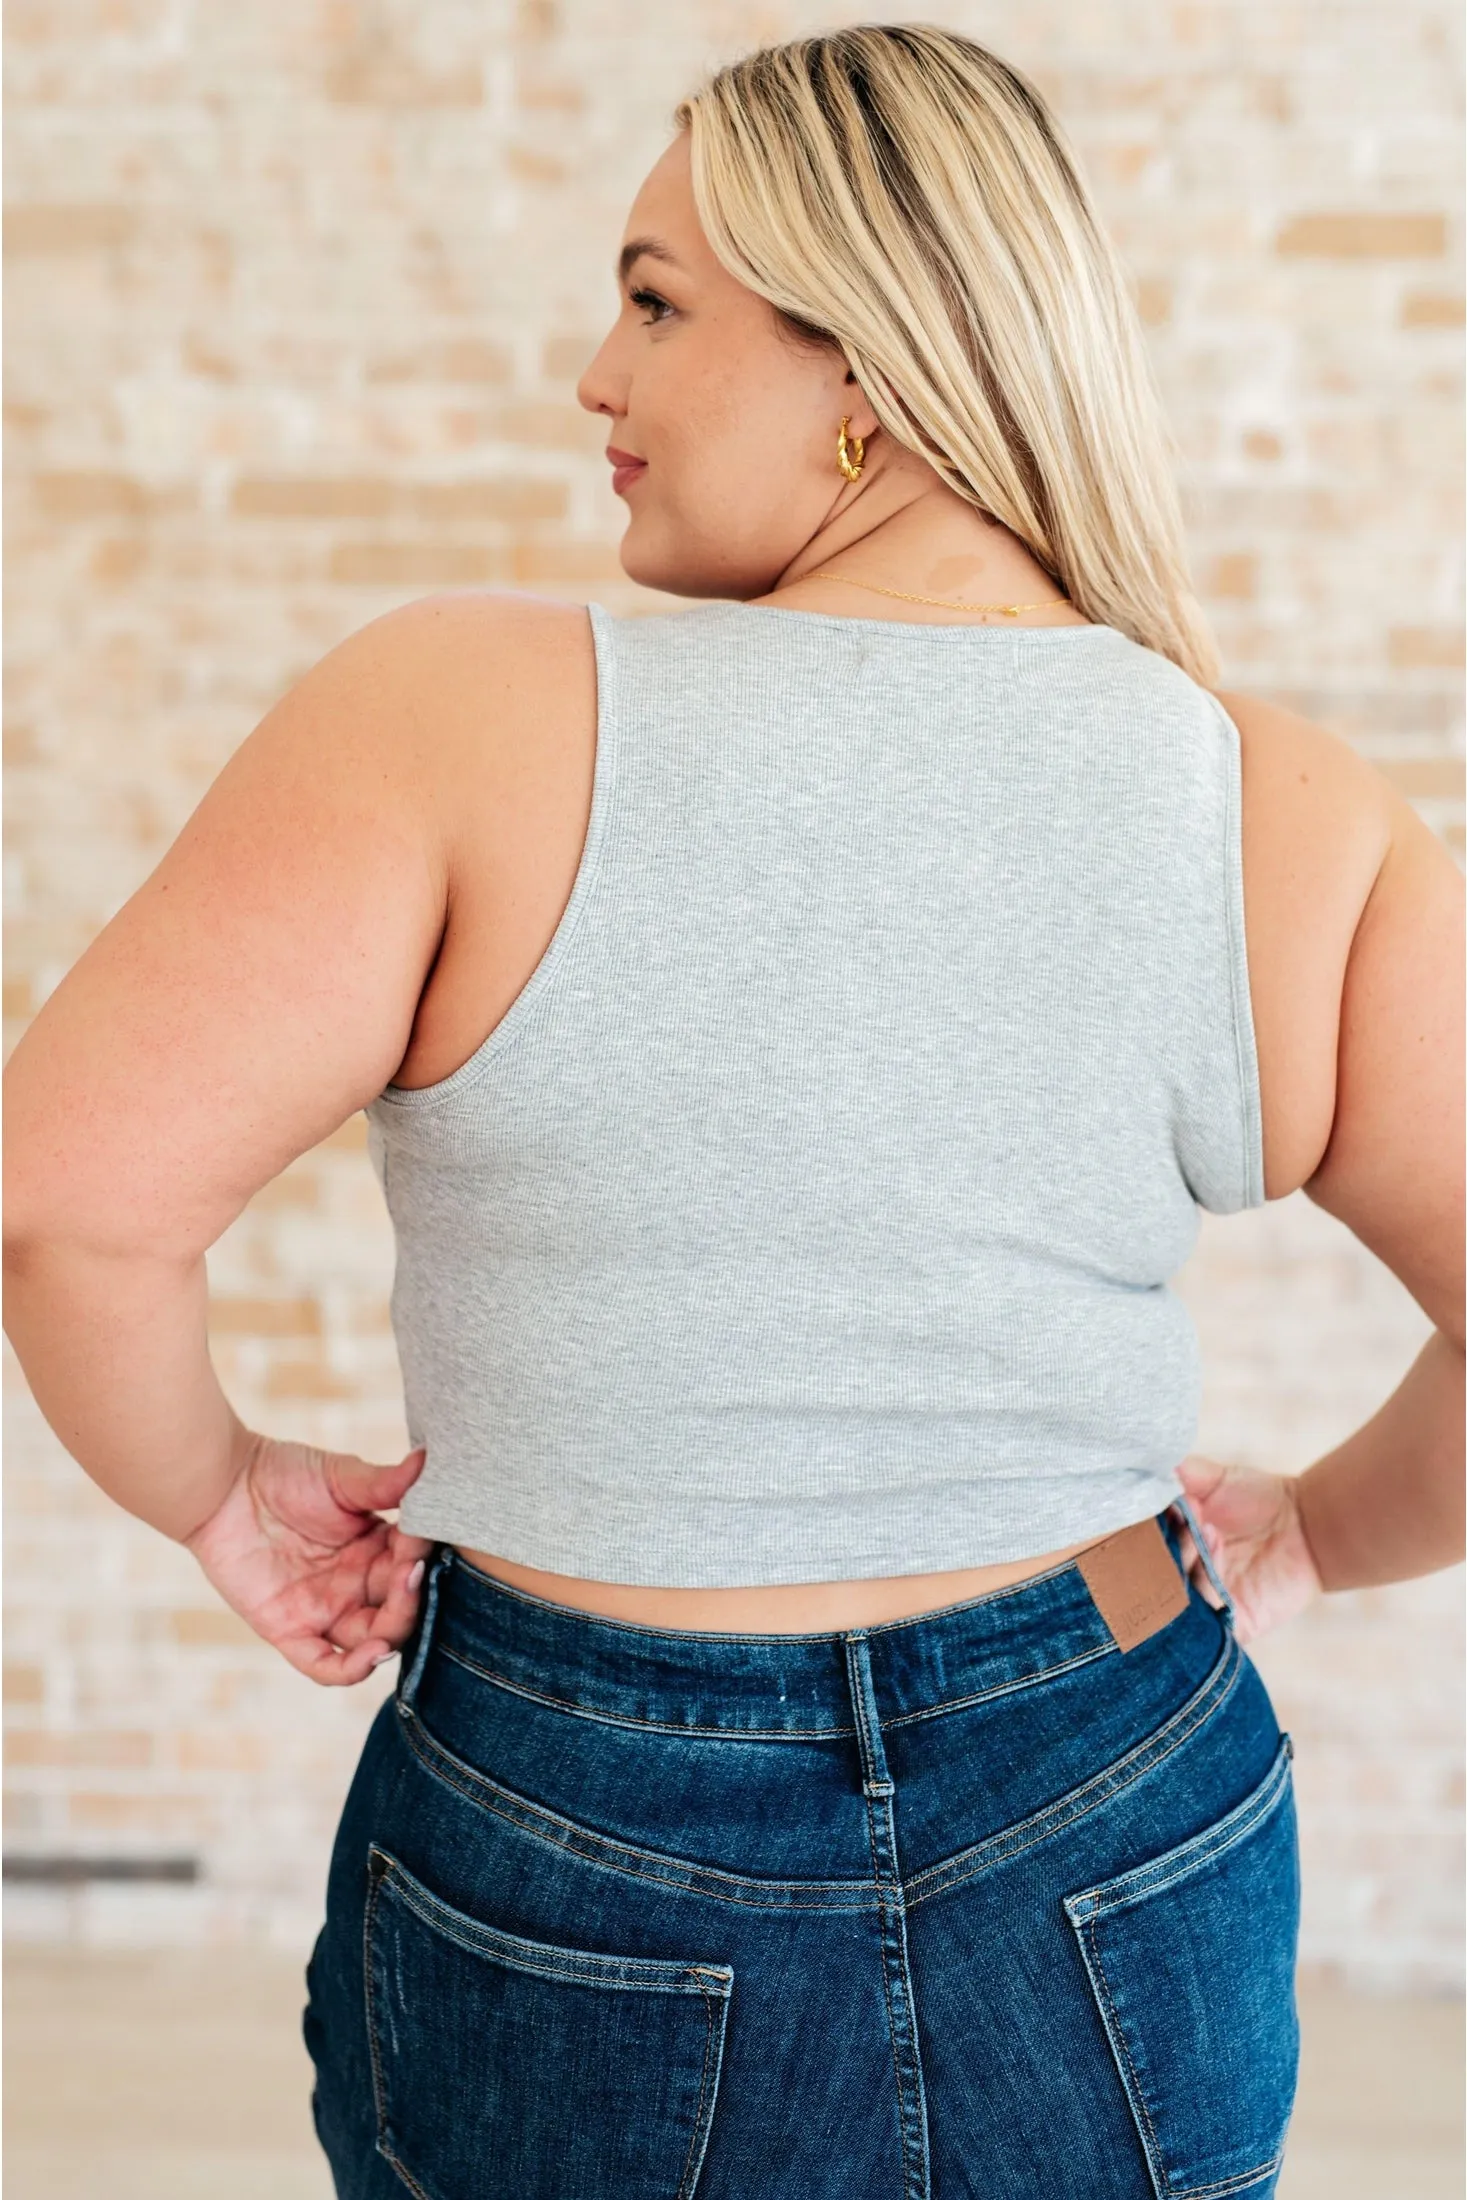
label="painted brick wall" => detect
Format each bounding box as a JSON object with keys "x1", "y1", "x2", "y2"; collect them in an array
[{"x1": 4, "y1": 1, "x2": 1462, "y2": 1985}]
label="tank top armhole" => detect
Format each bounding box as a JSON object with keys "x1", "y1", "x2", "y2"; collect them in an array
[
  {"x1": 368, "y1": 598, "x2": 621, "y2": 1114},
  {"x1": 1210, "y1": 689, "x2": 1268, "y2": 1209}
]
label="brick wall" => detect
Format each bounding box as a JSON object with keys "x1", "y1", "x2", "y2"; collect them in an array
[{"x1": 4, "y1": 2, "x2": 1462, "y2": 1985}]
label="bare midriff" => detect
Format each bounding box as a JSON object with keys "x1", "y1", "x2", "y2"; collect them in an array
[{"x1": 451, "y1": 1532, "x2": 1117, "y2": 1632}]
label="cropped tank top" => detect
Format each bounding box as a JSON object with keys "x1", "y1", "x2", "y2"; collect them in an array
[{"x1": 366, "y1": 600, "x2": 1266, "y2": 1587}]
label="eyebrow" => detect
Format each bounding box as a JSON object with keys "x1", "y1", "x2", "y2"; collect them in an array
[{"x1": 616, "y1": 236, "x2": 682, "y2": 286}]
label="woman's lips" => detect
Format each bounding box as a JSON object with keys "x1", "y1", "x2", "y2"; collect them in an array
[{"x1": 607, "y1": 447, "x2": 647, "y2": 496}]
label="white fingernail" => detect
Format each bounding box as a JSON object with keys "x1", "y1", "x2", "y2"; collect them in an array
[{"x1": 407, "y1": 1560, "x2": 425, "y2": 1592}]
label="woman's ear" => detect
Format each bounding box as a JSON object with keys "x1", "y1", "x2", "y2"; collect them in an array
[{"x1": 837, "y1": 370, "x2": 880, "y2": 443}]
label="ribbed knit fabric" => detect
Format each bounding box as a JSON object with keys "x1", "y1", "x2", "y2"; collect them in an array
[{"x1": 366, "y1": 601, "x2": 1266, "y2": 1587}]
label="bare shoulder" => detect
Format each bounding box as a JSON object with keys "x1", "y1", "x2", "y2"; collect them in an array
[
  {"x1": 1211, "y1": 686, "x2": 1392, "y2": 850},
  {"x1": 1212, "y1": 689, "x2": 1463, "y2": 1322},
  {"x1": 242, "y1": 589, "x2": 598, "y2": 857},
  {"x1": 1211, "y1": 683, "x2": 1453, "y2": 937},
  {"x1": 299, "y1": 588, "x2": 594, "y2": 737},
  {"x1": 365, "y1": 587, "x2": 593, "y2": 655}
]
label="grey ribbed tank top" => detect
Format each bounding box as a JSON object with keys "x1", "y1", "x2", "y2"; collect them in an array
[{"x1": 366, "y1": 600, "x2": 1265, "y2": 1587}]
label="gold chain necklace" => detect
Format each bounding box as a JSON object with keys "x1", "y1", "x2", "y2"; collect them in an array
[{"x1": 804, "y1": 567, "x2": 1072, "y2": 617}]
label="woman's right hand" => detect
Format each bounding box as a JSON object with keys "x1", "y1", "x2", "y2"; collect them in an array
[{"x1": 184, "y1": 1432, "x2": 434, "y2": 1685}]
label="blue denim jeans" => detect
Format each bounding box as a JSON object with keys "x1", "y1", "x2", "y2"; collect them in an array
[{"x1": 303, "y1": 1504, "x2": 1300, "y2": 2198}]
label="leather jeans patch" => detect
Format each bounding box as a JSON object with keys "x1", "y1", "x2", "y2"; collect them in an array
[{"x1": 1075, "y1": 1516, "x2": 1190, "y2": 1652}]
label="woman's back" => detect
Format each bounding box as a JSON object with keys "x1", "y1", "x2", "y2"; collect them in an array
[
  {"x1": 4, "y1": 28, "x2": 1459, "y2": 2185},
  {"x1": 373, "y1": 596, "x2": 1289, "y2": 1588},
  {"x1": 386, "y1": 591, "x2": 1383, "y2": 1206},
  {"x1": 5, "y1": 18, "x2": 1455, "y2": 1668}
]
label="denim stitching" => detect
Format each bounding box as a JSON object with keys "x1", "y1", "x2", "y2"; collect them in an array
[
  {"x1": 674, "y1": 1987, "x2": 715, "y2": 2200},
  {"x1": 875, "y1": 1810, "x2": 930, "y2": 2200},
  {"x1": 376, "y1": 1845, "x2": 731, "y2": 1991},
  {"x1": 1078, "y1": 1905, "x2": 1167, "y2": 2181},
  {"x1": 364, "y1": 1858, "x2": 434, "y2": 2200},
  {"x1": 1067, "y1": 1741, "x2": 1293, "y2": 1920},
  {"x1": 433, "y1": 1632, "x2": 1114, "y2": 1736},
  {"x1": 867, "y1": 1796, "x2": 917, "y2": 2193},
  {"x1": 393, "y1": 1633, "x2": 1239, "y2": 1917},
  {"x1": 861, "y1": 1555, "x2": 1112, "y2": 1630},
  {"x1": 1200, "y1": 2157, "x2": 1288, "y2": 2198},
  {"x1": 852, "y1": 1683, "x2": 912, "y2": 2185},
  {"x1": 396, "y1": 1701, "x2": 880, "y2": 1909},
  {"x1": 367, "y1": 1845, "x2": 734, "y2": 2199},
  {"x1": 843, "y1": 1635, "x2": 883, "y2": 1788},
  {"x1": 1083, "y1": 1914, "x2": 1295, "y2": 2199},
  {"x1": 378, "y1": 2140, "x2": 431, "y2": 2200},
  {"x1": 906, "y1": 1639, "x2": 1240, "y2": 1909},
  {"x1": 436, "y1": 1641, "x2": 859, "y2": 1737},
  {"x1": 1163, "y1": 2157, "x2": 1285, "y2": 2200},
  {"x1": 382, "y1": 1839, "x2": 725, "y2": 1980},
  {"x1": 363, "y1": 1861, "x2": 389, "y2": 2138},
  {"x1": 843, "y1": 1633, "x2": 930, "y2": 2199},
  {"x1": 396, "y1": 1551, "x2": 446, "y2": 1714},
  {"x1": 674, "y1": 1978, "x2": 729, "y2": 2200},
  {"x1": 881, "y1": 1640, "x2": 1115, "y2": 1727},
  {"x1": 406, "y1": 1940, "x2": 722, "y2": 1993},
  {"x1": 1083, "y1": 1924, "x2": 1286, "y2": 2200},
  {"x1": 903, "y1": 1633, "x2": 1241, "y2": 1910},
  {"x1": 1064, "y1": 1744, "x2": 1294, "y2": 2198}
]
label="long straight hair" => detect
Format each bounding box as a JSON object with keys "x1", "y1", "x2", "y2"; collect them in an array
[{"x1": 675, "y1": 25, "x2": 1219, "y2": 685}]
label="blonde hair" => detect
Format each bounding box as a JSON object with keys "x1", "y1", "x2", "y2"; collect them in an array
[{"x1": 675, "y1": 25, "x2": 1219, "y2": 685}]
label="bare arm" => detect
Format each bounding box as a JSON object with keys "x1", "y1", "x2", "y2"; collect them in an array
[
  {"x1": 1177, "y1": 705, "x2": 1464, "y2": 1625},
  {"x1": 5, "y1": 604, "x2": 446, "y2": 1527},
  {"x1": 1292, "y1": 789, "x2": 1465, "y2": 1587},
  {"x1": 2, "y1": 591, "x2": 548, "y2": 1677}
]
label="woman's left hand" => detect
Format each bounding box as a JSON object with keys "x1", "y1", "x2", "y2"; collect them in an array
[{"x1": 1170, "y1": 1453, "x2": 1325, "y2": 1646}]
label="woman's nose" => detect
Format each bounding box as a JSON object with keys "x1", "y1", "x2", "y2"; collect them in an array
[{"x1": 576, "y1": 332, "x2": 625, "y2": 418}]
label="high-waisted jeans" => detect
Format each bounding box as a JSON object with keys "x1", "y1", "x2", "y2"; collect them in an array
[{"x1": 303, "y1": 1504, "x2": 1300, "y2": 2199}]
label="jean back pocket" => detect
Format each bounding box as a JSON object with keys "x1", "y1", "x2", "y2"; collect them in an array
[
  {"x1": 365, "y1": 1846, "x2": 732, "y2": 2200},
  {"x1": 1063, "y1": 1735, "x2": 1300, "y2": 2199}
]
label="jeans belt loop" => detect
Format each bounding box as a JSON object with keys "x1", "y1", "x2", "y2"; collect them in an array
[{"x1": 397, "y1": 1543, "x2": 450, "y2": 1712}]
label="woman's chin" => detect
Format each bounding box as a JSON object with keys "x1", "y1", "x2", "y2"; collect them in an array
[
  {"x1": 616, "y1": 525, "x2": 682, "y2": 597},
  {"x1": 616, "y1": 544, "x2": 747, "y2": 603},
  {"x1": 614, "y1": 521, "x2": 725, "y2": 601}
]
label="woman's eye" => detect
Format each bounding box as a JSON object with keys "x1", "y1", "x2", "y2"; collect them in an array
[{"x1": 628, "y1": 287, "x2": 673, "y2": 325}]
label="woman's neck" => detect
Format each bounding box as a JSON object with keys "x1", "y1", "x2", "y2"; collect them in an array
[{"x1": 759, "y1": 473, "x2": 1072, "y2": 620}]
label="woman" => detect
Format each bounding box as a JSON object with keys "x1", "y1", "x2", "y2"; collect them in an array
[{"x1": 5, "y1": 24, "x2": 1461, "y2": 2199}]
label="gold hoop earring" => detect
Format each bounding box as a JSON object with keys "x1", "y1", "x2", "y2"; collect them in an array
[{"x1": 836, "y1": 416, "x2": 865, "y2": 483}]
